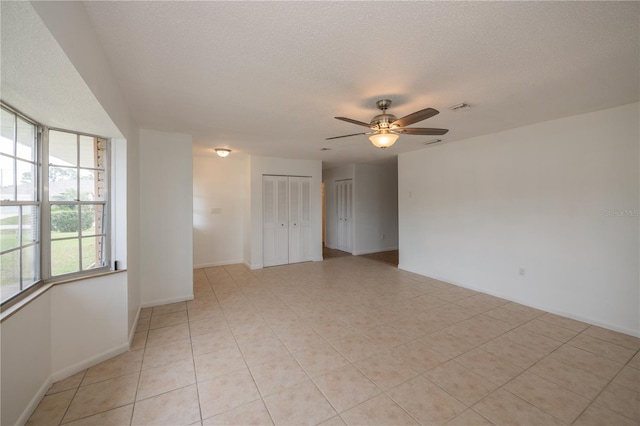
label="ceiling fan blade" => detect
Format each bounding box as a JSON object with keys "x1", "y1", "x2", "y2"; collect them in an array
[
  {"x1": 325, "y1": 132, "x2": 369, "y2": 140},
  {"x1": 335, "y1": 117, "x2": 372, "y2": 128},
  {"x1": 396, "y1": 127, "x2": 449, "y2": 135},
  {"x1": 392, "y1": 108, "x2": 439, "y2": 127}
]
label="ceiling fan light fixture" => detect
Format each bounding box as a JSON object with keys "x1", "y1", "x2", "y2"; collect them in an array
[
  {"x1": 369, "y1": 132, "x2": 399, "y2": 149},
  {"x1": 215, "y1": 148, "x2": 231, "y2": 158}
]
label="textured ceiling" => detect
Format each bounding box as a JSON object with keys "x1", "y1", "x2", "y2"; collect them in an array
[
  {"x1": 44, "y1": 2, "x2": 640, "y2": 167},
  {"x1": 0, "y1": 2, "x2": 121, "y2": 138}
]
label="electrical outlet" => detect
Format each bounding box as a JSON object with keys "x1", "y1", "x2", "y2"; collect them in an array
[
  {"x1": 380, "y1": 234, "x2": 385, "y2": 240},
  {"x1": 519, "y1": 267, "x2": 526, "y2": 277}
]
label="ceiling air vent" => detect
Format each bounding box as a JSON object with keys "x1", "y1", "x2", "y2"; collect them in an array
[{"x1": 449, "y1": 103, "x2": 471, "y2": 111}]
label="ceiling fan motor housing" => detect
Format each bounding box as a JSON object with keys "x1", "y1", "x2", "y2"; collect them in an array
[{"x1": 370, "y1": 113, "x2": 398, "y2": 130}]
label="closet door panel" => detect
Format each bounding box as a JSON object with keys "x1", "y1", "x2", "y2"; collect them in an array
[
  {"x1": 345, "y1": 180, "x2": 353, "y2": 253},
  {"x1": 300, "y1": 177, "x2": 311, "y2": 261},
  {"x1": 288, "y1": 177, "x2": 302, "y2": 263},
  {"x1": 264, "y1": 175, "x2": 312, "y2": 267},
  {"x1": 275, "y1": 176, "x2": 289, "y2": 266},
  {"x1": 263, "y1": 175, "x2": 289, "y2": 267},
  {"x1": 336, "y1": 179, "x2": 352, "y2": 253},
  {"x1": 263, "y1": 176, "x2": 278, "y2": 267}
]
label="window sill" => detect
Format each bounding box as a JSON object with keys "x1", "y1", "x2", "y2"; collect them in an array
[{"x1": 0, "y1": 269, "x2": 127, "y2": 323}]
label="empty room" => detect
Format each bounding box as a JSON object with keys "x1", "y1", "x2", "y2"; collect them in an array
[{"x1": 1, "y1": 1, "x2": 638, "y2": 425}]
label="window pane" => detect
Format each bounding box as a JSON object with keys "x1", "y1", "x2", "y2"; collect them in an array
[
  {"x1": 16, "y1": 117, "x2": 35, "y2": 162},
  {"x1": 49, "y1": 167, "x2": 77, "y2": 201},
  {"x1": 16, "y1": 160, "x2": 35, "y2": 201},
  {"x1": 80, "y1": 136, "x2": 97, "y2": 168},
  {"x1": 80, "y1": 204, "x2": 104, "y2": 236},
  {"x1": 1, "y1": 250, "x2": 20, "y2": 302},
  {"x1": 49, "y1": 130, "x2": 77, "y2": 166},
  {"x1": 51, "y1": 205, "x2": 79, "y2": 237},
  {"x1": 22, "y1": 205, "x2": 38, "y2": 245},
  {"x1": 51, "y1": 239, "x2": 79, "y2": 276},
  {"x1": 1, "y1": 155, "x2": 15, "y2": 201},
  {"x1": 0, "y1": 108, "x2": 15, "y2": 156},
  {"x1": 82, "y1": 236, "x2": 104, "y2": 270},
  {"x1": 79, "y1": 169, "x2": 106, "y2": 201},
  {"x1": 1, "y1": 206, "x2": 19, "y2": 251},
  {"x1": 22, "y1": 243, "x2": 39, "y2": 287}
]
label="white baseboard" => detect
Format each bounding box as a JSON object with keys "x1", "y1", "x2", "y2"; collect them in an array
[
  {"x1": 141, "y1": 294, "x2": 193, "y2": 309},
  {"x1": 246, "y1": 261, "x2": 263, "y2": 270},
  {"x1": 193, "y1": 259, "x2": 244, "y2": 269},
  {"x1": 353, "y1": 246, "x2": 399, "y2": 256},
  {"x1": 51, "y1": 342, "x2": 129, "y2": 383},
  {"x1": 15, "y1": 376, "x2": 53, "y2": 426},
  {"x1": 128, "y1": 306, "x2": 142, "y2": 348},
  {"x1": 397, "y1": 264, "x2": 640, "y2": 338}
]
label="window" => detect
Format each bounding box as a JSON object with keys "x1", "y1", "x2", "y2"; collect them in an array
[
  {"x1": 0, "y1": 103, "x2": 110, "y2": 305},
  {"x1": 1, "y1": 106, "x2": 40, "y2": 303},
  {"x1": 48, "y1": 130, "x2": 108, "y2": 276}
]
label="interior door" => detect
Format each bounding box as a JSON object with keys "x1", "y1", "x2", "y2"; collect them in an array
[
  {"x1": 263, "y1": 175, "x2": 289, "y2": 267},
  {"x1": 264, "y1": 175, "x2": 312, "y2": 267},
  {"x1": 288, "y1": 176, "x2": 312, "y2": 264},
  {"x1": 336, "y1": 179, "x2": 353, "y2": 253},
  {"x1": 288, "y1": 177, "x2": 302, "y2": 263},
  {"x1": 344, "y1": 179, "x2": 352, "y2": 252}
]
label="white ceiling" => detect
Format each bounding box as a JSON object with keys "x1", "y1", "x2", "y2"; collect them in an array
[
  {"x1": 18, "y1": 2, "x2": 640, "y2": 168},
  {"x1": 0, "y1": 2, "x2": 121, "y2": 139}
]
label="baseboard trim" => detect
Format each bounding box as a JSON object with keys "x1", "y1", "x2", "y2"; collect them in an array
[
  {"x1": 128, "y1": 306, "x2": 141, "y2": 348},
  {"x1": 51, "y1": 342, "x2": 130, "y2": 383},
  {"x1": 15, "y1": 376, "x2": 53, "y2": 426},
  {"x1": 397, "y1": 264, "x2": 640, "y2": 338},
  {"x1": 246, "y1": 262, "x2": 263, "y2": 270},
  {"x1": 193, "y1": 260, "x2": 244, "y2": 269},
  {"x1": 353, "y1": 246, "x2": 399, "y2": 256},
  {"x1": 141, "y1": 294, "x2": 193, "y2": 309}
]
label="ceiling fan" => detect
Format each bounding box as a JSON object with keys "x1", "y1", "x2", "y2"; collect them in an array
[{"x1": 327, "y1": 99, "x2": 449, "y2": 148}]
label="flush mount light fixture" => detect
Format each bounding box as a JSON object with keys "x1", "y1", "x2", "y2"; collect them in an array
[
  {"x1": 369, "y1": 131, "x2": 399, "y2": 149},
  {"x1": 215, "y1": 148, "x2": 231, "y2": 158}
]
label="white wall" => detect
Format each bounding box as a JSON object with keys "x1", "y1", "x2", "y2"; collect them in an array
[
  {"x1": 1, "y1": 4, "x2": 141, "y2": 425},
  {"x1": 399, "y1": 102, "x2": 640, "y2": 336},
  {"x1": 1, "y1": 273, "x2": 130, "y2": 426},
  {"x1": 140, "y1": 129, "x2": 194, "y2": 306},
  {"x1": 243, "y1": 157, "x2": 252, "y2": 266},
  {"x1": 50, "y1": 274, "x2": 129, "y2": 376},
  {"x1": 126, "y1": 133, "x2": 141, "y2": 332},
  {"x1": 193, "y1": 154, "x2": 247, "y2": 268},
  {"x1": 1, "y1": 294, "x2": 51, "y2": 426},
  {"x1": 353, "y1": 162, "x2": 399, "y2": 255},
  {"x1": 31, "y1": 0, "x2": 142, "y2": 340},
  {"x1": 249, "y1": 156, "x2": 323, "y2": 269},
  {"x1": 323, "y1": 162, "x2": 399, "y2": 254}
]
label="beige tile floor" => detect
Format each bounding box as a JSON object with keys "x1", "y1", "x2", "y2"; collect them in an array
[{"x1": 28, "y1": 256, "x2": 640, "y2": 425}]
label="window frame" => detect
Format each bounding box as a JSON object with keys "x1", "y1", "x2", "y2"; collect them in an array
[
  {"x1": 0, "y1": 104, "x2": 42, "y2": 304},
  {"x1": 0, "y1": 102, "x2": 112, "y2": 308},
  {"x1": 45, "y1": 128, "x2": 111, "y2": 279}
]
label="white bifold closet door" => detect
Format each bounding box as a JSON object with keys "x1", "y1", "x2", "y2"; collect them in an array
[
  {"x1": 336, "y1": 179, "x2": 353, "y2": 253},
  {"x1": 263, "y1": 175, "x2": 312, "y2": 267}
]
